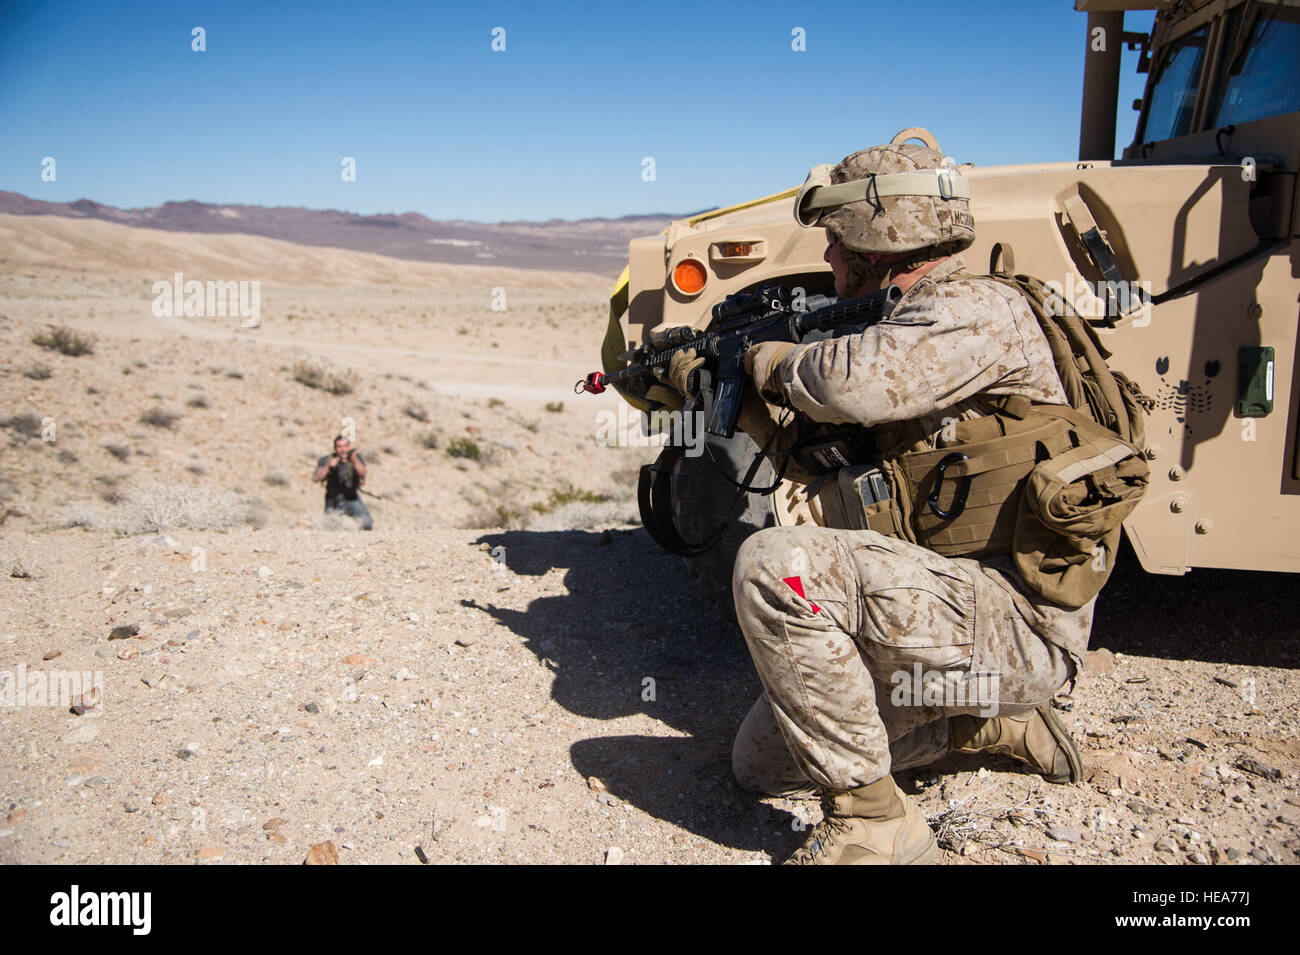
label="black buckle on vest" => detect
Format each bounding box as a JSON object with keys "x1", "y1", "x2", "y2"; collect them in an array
[{"x1": 928, "y1": 453, "x2": 971, "y2": 519}]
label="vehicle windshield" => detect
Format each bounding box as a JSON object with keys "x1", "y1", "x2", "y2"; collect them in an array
[
  {"x1": 1211, "y1": 5, "x2": 1300, "y2": 126},
  {"x1": 1142, "y1": 24, "x2": 1210, "y2": 141}
]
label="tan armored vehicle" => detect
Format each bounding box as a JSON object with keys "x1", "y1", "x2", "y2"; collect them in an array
[{"x1": 596, "y1": 0, "x2": 1300, "y2": 611}]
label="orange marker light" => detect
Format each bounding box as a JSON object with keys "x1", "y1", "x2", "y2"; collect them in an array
[
  {"x1": 719, "y1": 242, "x2": 753, "y2": 257},
  {"x1": 672, "y1": 259, "x2": 707, "y2": 295}
]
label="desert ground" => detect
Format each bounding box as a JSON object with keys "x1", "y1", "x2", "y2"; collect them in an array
[{"x1": 0, "y1": 214, "x2": 1296, "y2": 865}]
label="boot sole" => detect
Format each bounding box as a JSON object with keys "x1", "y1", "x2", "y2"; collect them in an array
[
  {"x1": 896, "y1": 830, "x2": 940, "y2": 865},
  {"x1": 1037, "y1": 703, "x2": 1084, "y2": 784}
]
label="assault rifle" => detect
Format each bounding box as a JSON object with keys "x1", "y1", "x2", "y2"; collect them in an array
[{"x1": 576, "y1": 283, "x2": 902, "y2": 438}]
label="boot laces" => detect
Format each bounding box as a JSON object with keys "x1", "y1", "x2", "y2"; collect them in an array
[{"x1": 788, "y1": 794, "x2": 854, "y2": 864}]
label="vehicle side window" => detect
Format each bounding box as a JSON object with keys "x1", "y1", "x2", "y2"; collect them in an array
[
  {"x1": 1211, "y1": 8, "x2": 1300, "y2": 127},
  {"x1": 1141, "y1": 25, "x2": 1210, "y2": 142}
]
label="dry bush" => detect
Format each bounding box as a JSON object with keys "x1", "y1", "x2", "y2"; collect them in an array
[
  {"x1": 459, "y1": 479, "x2": 530, "y2": 530},
  {"x1": 80, "y1": 478, "x2": 247, "y2": 534},
  {"x1": 95, "y1": 474, "x2": 125, "y2": 505},
  {"x1": 291, "y1": 361, "x2": 356, "y2": 395},
  {"x1": 103, "y1": 442, "x2": 130, "y2": 462},
  {"x1": 527, "y1": 499, "x2": 639, "y2": 532},
  {"x1": 264, "y1": 468, "x2": 290, "y2": 486},
  {"x1": 186, "y1": 394, "x2": 211, "y2": 409},
  {"x1": 32, "y1": 325, "x2": 94, "y2": 356},
  {"x1": 465, "y1": 500, "x2": 529, "y2": 530},
  {"x1": 245, "y1": 496, "x2": 272, "y2": 528},
  {"x1": 530, "y1": 484, "x2": 607, "y2": 515},
  {"x1": 1, "y1": 413, "x2": 44, "y2": 438},
  {"x1": 140, "y1": 407, "x2": 181, "y2": 430},
  {"x1": 446, "y1": 437, "x2": 480, "y2": 460},
  {"x1": 23, "y1": 364, "x2": 52, "y2": 380},
  {"x1": 63, "y1": 507, "x2": 98, "y2": 529},
  {"x1": 403, "y1": 403, "x2": 429, "y2": 423},
  {"x1": 318, "y1": 510, "x2": 364, "y2": 532}
]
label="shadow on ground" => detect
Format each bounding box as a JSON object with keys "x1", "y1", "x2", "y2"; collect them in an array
[
  {"x1": 1092, "y1": 543, "x2": 1300, "y2": 668},
  {"x1": 466, "y1": 528, "x2": 1297, "y2": 856},
  {"x1": 467, "y1": 527, "x2": 805, "y2": 856}
]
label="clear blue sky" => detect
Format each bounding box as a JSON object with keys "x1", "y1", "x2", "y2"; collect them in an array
[{"x1": 0, "y1": 0, "x2": 1154, "y2": 222}]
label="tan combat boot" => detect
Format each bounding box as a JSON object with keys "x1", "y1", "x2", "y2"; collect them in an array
[
  {"x1": 948, "y1": 702, "x2": 1083, "y2": 783},
  {"x1": 785, "y1": 776, "x2": 938, "y2": 865}
]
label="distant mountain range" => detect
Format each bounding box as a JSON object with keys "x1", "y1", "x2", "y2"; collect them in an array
[{"x1": 0, "y1": 192, "x2": 696, "y2": 273}]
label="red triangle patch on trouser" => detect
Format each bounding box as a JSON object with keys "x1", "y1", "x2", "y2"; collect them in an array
[{"x1": 782, "y1": 576, "x2": 821, "y2": 614}]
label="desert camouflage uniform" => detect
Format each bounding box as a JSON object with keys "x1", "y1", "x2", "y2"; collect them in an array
[{"x1": 732, "y1": 254, "x2": 1093, "y2": 795}]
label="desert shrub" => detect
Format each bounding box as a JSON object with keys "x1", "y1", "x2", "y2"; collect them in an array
[
  {"x1": 417, "y1": 431, "x2": 440, "y2": 450},
  {"x1": 1, "y1": 413, "x2": 44, "y2": 438},
  {"x1": 103, "y1": 443, "x2": 130, "y2": 462},
  {"x1": 291, "y1": 361, "x2": 356, "y2": 395},
  {"x1": 480, "y1": 503, "x2": 528, "y2": 529},
  {"x1": 23, "y1": 364, "x2": 51, "y2": 380},
  {"x1": 487, "y1": 397, "x2": 504, "y2": 409},
  {"x1": 531, "y1": 485, "x2": 608, "y2": 514},
  {"x1": 63, "y1": 508, "x2": 97, "y2": 529},
  {"x1": 32, "y1": 325, "x2": 94, "y2": 356},
  {"x1": 264, "y1": 468, "x2": 289, "y2": 486},
  {"x1": 245, "y1": 497, "x2": 272, "y2": 528},
  {"x1": 140, "y1": 407, "x2": 181, "y2": 430},
  {"x1": 62, "y1": 479, "x2": 244, "y2": 534},
  {"x1": 125, "y1": 479, "x2": 244, "y2": 533},
  {"x1": 186, "y1": 394, "x2": 211, "y2": 409},
  {"x1": 224, "y1": 367, "x2": 244, "y2": 379},
  {"x1": 446, "y1": 437, "x2": 480, "y2": 460},
  {"x1": 544, "y1": 401, "x2": 564, "y2": 413},
  {"x1": 404, "y1": 403, "x2": 429, "y2": 423},
  {"x1": 95, "y1": 475, "x2": 124, "y2": 504},
  {"x1": 290, "y1": 361, "x2": 326, "y2": 389}
]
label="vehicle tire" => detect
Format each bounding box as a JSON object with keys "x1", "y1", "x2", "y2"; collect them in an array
[{"x1": 667, "y1": 430, "x2": 778, "y2": 622}]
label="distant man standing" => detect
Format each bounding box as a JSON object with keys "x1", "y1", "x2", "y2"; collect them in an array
[{"x1": 312, "y1": 435, "x2": 373, "y2": 530}]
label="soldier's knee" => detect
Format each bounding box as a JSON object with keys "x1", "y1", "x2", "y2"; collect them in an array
[
  {"x1": 730, "y1": 730, "x2": 764, "y2": 793},
  {"x1": 731, "y1": 712, "x2": 811, "y2": 797},
  {"x1": 731, "y1": 526, "x2": 807, "y2": 617}
]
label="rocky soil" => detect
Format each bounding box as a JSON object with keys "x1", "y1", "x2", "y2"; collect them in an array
[{"x1": 1, "y1": 222, "x2": 1296, "y2": 864}]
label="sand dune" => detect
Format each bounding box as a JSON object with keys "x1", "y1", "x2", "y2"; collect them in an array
[{"x1": 0, "y1": 214, "x2": 613, "y2": 291}]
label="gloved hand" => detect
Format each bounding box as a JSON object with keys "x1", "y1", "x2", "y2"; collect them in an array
[
  {"x1": 744, "y1": 341, "x2": 798, "y2": 403},
  {"x1": 665, "y1": 348, "x2": 706, "y2": 397}
]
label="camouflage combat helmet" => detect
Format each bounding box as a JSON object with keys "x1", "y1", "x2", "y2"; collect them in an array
[{"x1": 795, "y1": 129, "x2": 975, "y2": 259}]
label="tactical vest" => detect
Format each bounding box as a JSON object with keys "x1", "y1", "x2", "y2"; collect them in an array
[{"x1": 815, "y1": 265, "x2": 1151, "y2": 609}]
